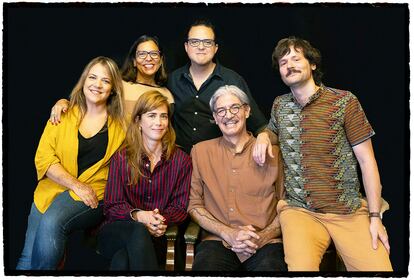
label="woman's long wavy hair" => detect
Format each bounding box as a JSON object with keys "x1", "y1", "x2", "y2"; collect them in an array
[
  {"x1": 126, "y1": 90, "x2": 176, "y2": 185},
  {"x1": 68, "y1": 56, "x2": 125, "y2": 126},
  {"x1": 121, "y1": 35, "x2": 168, "y2": 86}
]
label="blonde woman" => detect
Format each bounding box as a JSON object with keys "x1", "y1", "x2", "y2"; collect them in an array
[
  {"x1": 97, "y1": 91, "x2": 191, "y2": 270},
  {"x1": 16, "y1": 57, "x2": 126, "y2": 270}
]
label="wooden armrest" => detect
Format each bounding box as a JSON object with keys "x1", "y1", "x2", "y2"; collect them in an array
[
  {"x1": 165, "y1": 224, "x2": 178, "y2": 271},
  {"x1": 184, "y1": 220, "x2": 201, "y2": 244},
  {"x1": 184, "y1": 220, "x2": 200, "y2": 271},
  {"x1": 165, "y1": 224, "x2": 178, "y2": 240}
]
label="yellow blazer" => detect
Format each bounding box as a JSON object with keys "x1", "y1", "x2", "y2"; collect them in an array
[{"x1": 34, "y1": 106, "x2": 125, "y2": 213}]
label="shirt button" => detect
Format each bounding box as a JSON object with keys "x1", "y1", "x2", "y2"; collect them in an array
[
  {"x1": 232, "y1": 169, "x2": 236, "y2": 173},
  {"x1": 194, "y1": 112, "x2": 198, "y2": 115},
  {"x1": 229, "y1": 208, "x2": 234, "y2": 212},
  {"x1": 147, "y1": 196, "x2": 151, "y2": 200},
  {"x1": 195, "y1": 95, "x2": 199, "y2": 98},
  {"x1": 145, "y1": 164, "x2": 149, "y2": 168},
  {"x1": 193, "y1": 128, "x2": 197, "y2": 131},
  {"x1": 149, "y1": 179, "x2": 152, "y2": 183}
]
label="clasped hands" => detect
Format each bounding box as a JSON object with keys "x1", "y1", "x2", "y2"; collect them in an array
[
  {"x1": 225, "y1": 225, "x2": 263, "y2": 257},
  {"x1": 135, "y1": 208, "x2": 167, "y2": 237}
]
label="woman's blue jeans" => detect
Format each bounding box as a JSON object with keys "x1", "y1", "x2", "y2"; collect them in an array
[{"x1": 16, "y1": 191, "x2": 103, "y2": 270}]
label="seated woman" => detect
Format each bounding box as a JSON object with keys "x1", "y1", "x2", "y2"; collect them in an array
[
  {"x1": 97, "y1": 91, "x2": 192, "y2": 271},
  {"x1": 16, "y1": 56, "x2": 126, "y2": 270},
  {"x1": 50, "y1": 35, "x2": 173, "y2": 122}
]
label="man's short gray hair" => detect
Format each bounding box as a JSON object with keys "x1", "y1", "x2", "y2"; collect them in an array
[{"x1": 209, "y1": 85, "x2": 250, "y2": 112}]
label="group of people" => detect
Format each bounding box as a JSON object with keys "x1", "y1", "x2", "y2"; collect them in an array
[{"x1": 16, "y1": 19, "x2": 392, "y2": 272}]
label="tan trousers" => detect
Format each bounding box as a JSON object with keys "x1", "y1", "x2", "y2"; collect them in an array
[{"x1": 277, "y1": 199, "x2": 393, "y2": 271}]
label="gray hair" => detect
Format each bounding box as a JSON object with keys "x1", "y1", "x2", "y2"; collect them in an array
[{"x1": 209, "y1": 85, "x2": 250, "y2": 112}]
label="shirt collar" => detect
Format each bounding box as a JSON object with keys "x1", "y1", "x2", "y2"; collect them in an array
[
  {"x1": 141, "y1": 150, "x2": 168, "y2": 164},
  {"x1": 219, "y1": 132, "x2": 254, "y2": 154},
  {"x1": 181, "y1": 61, "x2": 224, "y2": 81},
  {"x1": 290, "y1": 83, "x2": 326, "y2": 108}
]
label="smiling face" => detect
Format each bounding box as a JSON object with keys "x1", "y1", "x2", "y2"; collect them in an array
[
  {"x1": 278, "y1": 46, "x2": 316, "y2": 88},
  {"x1": 134, "y1": 40, "x2": 162, "y2": 82},
  {"x1": 184, "y1": 25, "x2": 218, "y2": 67},
  {"x1": 83, "y1": 63, "x2": 112, "y2": 108},
  {"x1": 213, "y1": 93, "x2": 250, "y2": 140},
  {"x1": 138, "y1": 104, "x2": 169, "y2": 143}
]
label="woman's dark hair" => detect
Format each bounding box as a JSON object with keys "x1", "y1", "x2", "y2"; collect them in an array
[
  {"x1": 272, "y1": 36, "x2": 323, "y2": 85},
  {"x1": 121, "y1": 35, "x2": 167, "y2": 86}
]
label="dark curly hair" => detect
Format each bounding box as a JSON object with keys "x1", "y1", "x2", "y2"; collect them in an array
[{"x1": 272, "y1": 36, "x2": 323, "y2": 85}]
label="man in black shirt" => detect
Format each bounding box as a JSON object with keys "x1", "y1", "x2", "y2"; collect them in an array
[{"x1": 168, "y1": 19, "x2": 267, "y2": 154}]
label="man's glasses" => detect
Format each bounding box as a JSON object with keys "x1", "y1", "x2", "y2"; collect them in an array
[
  {"x1": 187, "y1": 38, "x2": 215, "y2": 48},
  {"x1": 136, "y1": 50, "x2": 161, "y2": 60},
  {"x1": 215, "y1": 104, "x2": 246, "y2": 117}
]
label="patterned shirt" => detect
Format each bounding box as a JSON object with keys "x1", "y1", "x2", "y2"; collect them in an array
[
  {"x1": 103, "y1": 147, "x2": 192, "y2": 226},
  {"x1": 267, "y1": 85, "x2": 374, "y2": 214}
]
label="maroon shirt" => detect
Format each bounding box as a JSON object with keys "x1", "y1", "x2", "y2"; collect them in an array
[{"x1": 103, "y1": 147, "x2": 192, "y2": 226}]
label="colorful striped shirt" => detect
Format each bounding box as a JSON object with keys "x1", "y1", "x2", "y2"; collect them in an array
[
  {"x1": 103, "y1": 147, "x2": 192, "y2": 226},
  {"x1": 267, "y1": 85, "x2": 374, "y2": 214}
]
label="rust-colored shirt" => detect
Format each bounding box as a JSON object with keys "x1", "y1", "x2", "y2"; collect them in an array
[{"x1": 188, "y1": 134, "x2": 284, "y2": 260}]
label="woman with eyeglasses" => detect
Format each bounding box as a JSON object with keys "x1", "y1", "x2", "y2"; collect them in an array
[
  {"x1": 97, "y1": 91, "x2": 192, "y2": 270},
  {"x1": 16, "y1": 56, "x2": 126, "y2": 270},
  {"x1": 49, "y1": 35, "x2": 174, "y2": 123}
]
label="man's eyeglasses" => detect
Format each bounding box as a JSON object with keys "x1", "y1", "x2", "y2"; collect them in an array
[
  {"x1": 187, "y1": 38, "x2": 215, "y2": 48},
  {"x1": 136, "y1": 51, "x2": 161, "y2": 60},
  {"x1": 215, "y1": 104, "x2": 246, "y2": 117}
]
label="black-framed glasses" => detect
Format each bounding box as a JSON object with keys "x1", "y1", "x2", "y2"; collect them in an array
[
  {"x1": 135, "y1": 50, "x2": 161, "y2": 60},
  {"x1": 215, "y1": 104, "x2": 246, "y2": 117},
  {"x1": 187, "y1": 38, "x2": 215, "y2": 48}
]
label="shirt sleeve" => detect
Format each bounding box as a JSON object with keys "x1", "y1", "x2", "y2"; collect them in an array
[
  {"x1": 35, "y1": 120, "x2": 61, "y2": 181},
  {"x1": 236, "y1": 76, "x2": 268, "y2": 135},
  {"x1": 187, "y1": 145, "x2": 205, "y2": 213},
  {"x1": 103, "y1": 151, "x2": 136, "y2": 222},
  {"x1": 344, "y1": 94, "x2": 375, "y2": 146},
  {"x1": 266, "y1": 96, "x2": 280, "y2": 136},
  {"x1": 162, "y1": 152, "x2": 192, "y2": 225}
]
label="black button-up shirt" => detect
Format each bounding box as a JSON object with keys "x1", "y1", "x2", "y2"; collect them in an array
[{"x1": 167, "y1": 62, "x2": 267, "y2": 153}]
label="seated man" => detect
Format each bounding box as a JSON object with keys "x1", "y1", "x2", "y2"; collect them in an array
[{"x1": 187, "y1": 85, "x2": 287, "y2": 271}]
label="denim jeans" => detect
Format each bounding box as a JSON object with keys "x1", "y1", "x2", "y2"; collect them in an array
[
  {"x1": 97, "y1": 220, "x2": 163, "y2": 271},
  {"x1": 16, "y1": 191, "x2": 103, "y2": 270},
  {"x1": 192, "y1": 240, "x2": 287, "y2": 271}
]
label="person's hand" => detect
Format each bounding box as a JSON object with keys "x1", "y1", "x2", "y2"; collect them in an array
[
  {"x1": 231, "y1": 225, "x2": 260, "y2": 256},
  {"x1": 370, "y1": 218, "x2": 390, "y2": 254},
  {"x1": 49, "y1": 99, "x2": 69, "y2": 125},
  {"x1": 223, "y1": 225, "x2": 259, "y2": 256},
  {"x1": 72, "y1": 182, "x2": 98, "y2": 208},
  {"x1": 253, "y1": 132, "x2": 274, "y2": 166},
  {"x1": 136, "y1": 209, "x2": 167, "y2": 237}
]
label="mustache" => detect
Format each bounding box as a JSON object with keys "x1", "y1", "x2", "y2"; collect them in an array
[{"x1": 286, "y1": 69, "x2": 301, "y2": 77}]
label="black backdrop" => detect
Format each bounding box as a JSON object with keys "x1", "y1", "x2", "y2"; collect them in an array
[{"x1": 4, "y1": 2, "x2": 409, "y2": 274}]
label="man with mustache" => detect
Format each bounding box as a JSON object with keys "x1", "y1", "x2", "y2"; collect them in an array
[
  {"x1": 167, "y1": 19, "x2": 267, "y2": 154},
  {"x1": 253, "y1": 36, "x2": 392, "y2": 271}
]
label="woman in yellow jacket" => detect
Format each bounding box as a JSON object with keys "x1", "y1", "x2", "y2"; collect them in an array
[{"x1": 16, "y1": 56, "x2": 126, "y2": 270}]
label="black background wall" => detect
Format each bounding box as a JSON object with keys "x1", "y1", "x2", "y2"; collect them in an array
[{"x1": 4, "y1": 2, "x2": 409, "y2": 274}]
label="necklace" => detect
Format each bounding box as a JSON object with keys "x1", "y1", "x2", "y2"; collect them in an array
[{"x1": 135, "y1": 81, "x2": 160, "y2": 88}]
